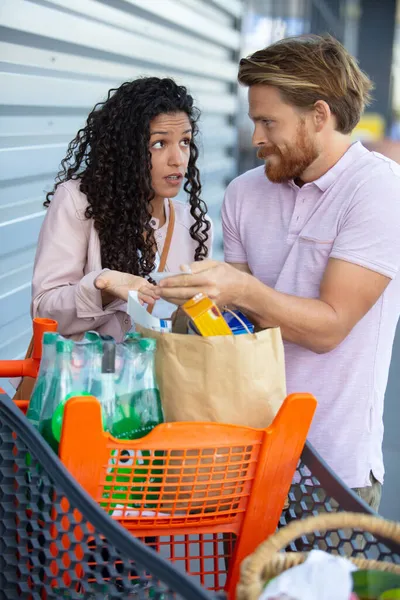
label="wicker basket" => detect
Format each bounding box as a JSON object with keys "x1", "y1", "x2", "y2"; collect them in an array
[{"x1": 237, "y1": 512, "x2": 400, "y2": 600}]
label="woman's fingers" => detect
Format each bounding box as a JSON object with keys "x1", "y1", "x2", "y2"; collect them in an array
[
  {"x1": 138, "y1": 291, "x2": 156, "y2": 305},
  {"x1": 94, "y1": 275, "x2": 108, "y2": 290}
]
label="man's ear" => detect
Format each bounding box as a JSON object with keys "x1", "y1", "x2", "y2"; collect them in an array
[{"x1": 313, "y1": 100, "x2": 331, "y2": 132}]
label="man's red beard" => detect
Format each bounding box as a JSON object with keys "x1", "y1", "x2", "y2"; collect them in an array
[{"x1": 257, "y1": 122, "x2": 319, "y2": 183}]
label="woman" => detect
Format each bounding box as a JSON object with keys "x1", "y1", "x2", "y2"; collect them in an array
[{"x1": 32, "y1": 77, "x2": 212, "y2": 341}]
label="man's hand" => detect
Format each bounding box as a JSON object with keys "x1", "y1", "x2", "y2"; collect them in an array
[
  {"x1": 95, "y1": 270, "x2": 160, "y2": 305},
  {"x1": 156, "y1": 260, "x2": 249, "y2": 306}
]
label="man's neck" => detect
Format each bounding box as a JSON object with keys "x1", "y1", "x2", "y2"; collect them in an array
[{"x1": 300, "y1": 134, "x2": 353, "y2": 184}]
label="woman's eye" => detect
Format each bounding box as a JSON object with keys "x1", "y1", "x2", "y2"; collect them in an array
[
  {"x1": 181, "y1": 138, "x2": 191, "y2": 147},
  {"x1": 152, "y1": 141, "x2": 164, "y2": 149}
]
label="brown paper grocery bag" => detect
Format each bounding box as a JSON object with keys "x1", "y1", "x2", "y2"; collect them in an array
[
  {"x1": 136, "y1": 326, "x2": 286, "y2": 513},
  {"x1": 137, "y1": 326, "x2": 286, "y2": 428}
]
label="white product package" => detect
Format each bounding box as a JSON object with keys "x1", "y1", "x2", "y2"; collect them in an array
[
  {"x1": 127, "y1": 291, "x2": 172, "y2": 332},
  {"x1": 259, "y1": 550, "x2": 357, "y2": 600}
]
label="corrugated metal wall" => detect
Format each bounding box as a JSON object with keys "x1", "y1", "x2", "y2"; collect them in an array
[{"x1": 0, "y1": 0, "x2": 243, "y2": 385}]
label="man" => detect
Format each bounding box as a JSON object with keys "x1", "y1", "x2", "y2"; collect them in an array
[{"x1": 157, "y1": 35, "x2": 400, "y2": 510}]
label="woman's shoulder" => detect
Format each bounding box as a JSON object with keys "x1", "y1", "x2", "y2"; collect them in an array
[
  {"x1": 55, "y1": 179, "x2": 89, "y2": 212},
  {"x1": 45, "y1": 179, "x2": 92, "y2": 240}
]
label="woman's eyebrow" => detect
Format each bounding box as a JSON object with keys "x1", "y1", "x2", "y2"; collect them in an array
[{"x1": 150, "y1": 128, "x2": 192, "y2": 136}]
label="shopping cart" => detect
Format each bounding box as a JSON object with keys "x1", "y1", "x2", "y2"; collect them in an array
[{"x1": 0, "y1": 318, "x2": 316, "y2": 598}]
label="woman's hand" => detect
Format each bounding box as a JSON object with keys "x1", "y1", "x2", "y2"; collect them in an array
[{"x1": 95, "y1": 270, "x2": 160, "y2": 305}]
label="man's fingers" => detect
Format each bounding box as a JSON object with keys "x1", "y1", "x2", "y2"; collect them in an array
[
  {"x1": 181, "y1": 260, "x2": 220, "y2": 275},
  {"x1": 159, "y1": 273, "x2": 210, "y2": 289},
  {"x1": 158, "y1": 274, "x2": 191, "y2": 288},
  {"x1": 158, "y1": 287, "x2": 201, "y2": 301}
]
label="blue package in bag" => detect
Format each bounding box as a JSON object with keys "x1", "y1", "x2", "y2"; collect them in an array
[{"x1": 221, "y1": 310, "x2": 254, "y2": 335}]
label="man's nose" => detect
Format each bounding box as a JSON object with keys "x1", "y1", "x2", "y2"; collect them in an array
[{"x1": 252, "y1": 124, "x2": 267, "y2": 148}]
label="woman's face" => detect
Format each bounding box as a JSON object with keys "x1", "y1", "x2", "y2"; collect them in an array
[{"x1": 149, "y1": 111, "x2": 192, "y2": 201}]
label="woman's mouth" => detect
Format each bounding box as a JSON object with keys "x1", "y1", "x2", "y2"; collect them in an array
[{"x1": 164, "y1": 174, "x2": 183, "y2": 185}]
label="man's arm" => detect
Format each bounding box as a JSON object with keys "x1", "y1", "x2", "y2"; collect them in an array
[
  {"x1": 158, "y1": 258, "x2": 391, "y2": 354},
  {"x1": 159, "y1": 173, "x2": 400, "y2": 352},
  {"x1": 236, "y1": 258, "x2": 390, "y2": 353},
  {"x1": 230, "y1": 262, "x2": 252, "y2": 274}
]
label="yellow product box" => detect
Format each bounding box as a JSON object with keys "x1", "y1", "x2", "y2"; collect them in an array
[{"x1": 181, "y1": 293, "x2": 233, "y2": 337}]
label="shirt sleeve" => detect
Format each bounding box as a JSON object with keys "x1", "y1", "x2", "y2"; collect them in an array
[
  {"x1": 31, "y1": 183, "x2": 125, "y2": 336},
  {"x1": 330, "y1": 172, "x2": 400, "y2": 279},
  {"x1": 221, "y1": 180, "x2": 248, "y2": 264}
]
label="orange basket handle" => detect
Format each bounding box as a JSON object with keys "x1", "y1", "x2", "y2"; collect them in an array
[
  {"x1": 32, "y1": 318, "x2": 58, "y2": 361},
  {"x1": 0, "y1": 318, "x2": 57, "y2": 378}
]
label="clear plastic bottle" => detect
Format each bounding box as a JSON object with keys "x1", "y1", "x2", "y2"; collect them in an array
[
  {"x1": 98, "y1": 341, "x2": 117, "y2": 432},
  {"x1": 26, "y1": 331, "x2": 59, "y2": 429},
  {"x1": 115, "y1": 332, "x2": 142, "y2": 409},
  {"x1": 113, "y1": 338, "x2": 164, "y2": 440},
  {"x1": 107, "y1": 338, "x2": 164, "y2": 511},
  {"x1": 38, "y1": 338, "x2": 74, "y2": 453},
  {"x1": 82, "y1": 331, "x2": 103, "y2": 398}
]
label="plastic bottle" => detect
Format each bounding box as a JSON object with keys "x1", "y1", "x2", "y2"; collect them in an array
[
  {"x1": 113, "y1": 338, "x2": 164, "y2": 440},
  {"x1": 82, "y1": 331, "x2": 103, "y2": 398},
  {"x1": 26, "y1": 331, "x2": 59, "y2": 429},
  {"x1": 113, "y1": 338, "x2": 164, "y2": 509},
  {"x1": 98, "y1": 341, "x2": 117, "y2": 432},
  {"x1": 123, "y1": 332, "x2": 142, "y2": 343},
  {"x1": 39, "y1": 338, "x2": 75, "y2": 453},
  {"x1": 115, "y1": 332, "x2": 142, "y2": 408}
]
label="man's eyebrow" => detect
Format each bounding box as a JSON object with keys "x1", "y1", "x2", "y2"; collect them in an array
[
  {"x1": 248, "y1": 114, "x2": 274, "y2": 121},
  {"x1": 150, "y1": 128, "x2": 192, "y2": 136}
]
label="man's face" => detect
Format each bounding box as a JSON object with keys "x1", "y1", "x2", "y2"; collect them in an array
[{"x1": 248, "y1": 85, "x2": 319, "y2": 183}]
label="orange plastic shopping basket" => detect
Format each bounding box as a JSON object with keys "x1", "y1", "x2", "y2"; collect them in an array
[{"x1": 59, "y1": 392, "x2": 316, "y2": 596}]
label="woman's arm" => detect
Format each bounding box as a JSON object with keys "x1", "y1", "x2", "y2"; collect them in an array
[{"x1": 31, "y1": 183, "x2": 126, "y2": 336}]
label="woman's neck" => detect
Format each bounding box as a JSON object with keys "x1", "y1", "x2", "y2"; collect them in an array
[{"x1": 150, "y1": 195, "x2": 166, "y2": 228}]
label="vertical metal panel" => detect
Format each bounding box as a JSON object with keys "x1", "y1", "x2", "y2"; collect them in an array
[{"x1": 0, "y1": 0, "x2": 243, "y2": 380}]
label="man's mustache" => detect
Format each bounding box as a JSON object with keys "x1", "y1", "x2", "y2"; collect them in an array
[{"x1": 257, "y1": 147, "x2": 280, "y2": 160}]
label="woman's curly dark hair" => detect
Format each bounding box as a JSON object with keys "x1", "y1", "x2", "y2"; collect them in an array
[{"x1": 45, "y1": 77, "x2": 210, "y2": 277}]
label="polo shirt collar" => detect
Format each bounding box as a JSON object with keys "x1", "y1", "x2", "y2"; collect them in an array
[
  {"x1": 287, "y1": 141, "x2": 369, "y2": 192},
  {"x1": 312, "y1": 141, "x2": 369, "y2": 192}
]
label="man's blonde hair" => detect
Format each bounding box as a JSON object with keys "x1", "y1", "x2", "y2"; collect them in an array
[{"x1": 238, "y1": 34, "x2": 373, "y2": 134}]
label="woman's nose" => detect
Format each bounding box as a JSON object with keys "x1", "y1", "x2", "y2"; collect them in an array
[{"x1": 168, "y1": 146, "x2": 185, "y2": 166}]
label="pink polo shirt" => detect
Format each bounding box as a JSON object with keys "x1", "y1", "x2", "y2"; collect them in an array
[{"x1": 222, "y1": 142, "x2": 400, "y2": 488}]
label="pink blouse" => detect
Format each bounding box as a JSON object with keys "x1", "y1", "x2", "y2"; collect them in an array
[{"x1": 31, "y1": 179, "x2": 213, "y2": 341}]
